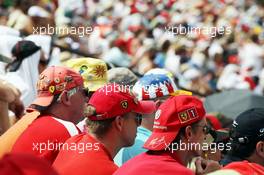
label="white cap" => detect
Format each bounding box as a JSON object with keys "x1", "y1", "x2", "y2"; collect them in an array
[
  {"x1": 191, "y1": 52, "x2": 206, "y2": 68},
  {"x1": 26, "y1": 35, "x2": 52, "y2": 60},
  {"x1": 28, "y1": 6, "x2": 50, "y2": 18},
  {"x1": 183, "y1": 68, "x2": 201, "y2": 81},
  {"x1": 145, "y1": 68, "x2": 174, "y2": 78}
]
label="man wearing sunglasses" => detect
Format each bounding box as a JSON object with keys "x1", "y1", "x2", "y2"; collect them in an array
[
  {"x1": 53, "y1": 83, "x2": 156, "y2": 175},
  {"x1": 114, "y1": 95, "x2": 220, "y2": 175},
  {"x1": 11, "y1": 66, "x2": 88, "y2": 164},
  {"x1": 114, "y1": 73, "x2": 191, "y2": 166}
]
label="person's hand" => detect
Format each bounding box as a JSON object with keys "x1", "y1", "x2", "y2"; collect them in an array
[
  {"x1": 0, "y1": 80, "x2": 21, "y2": 103},
  {"x1": 195, "y1": 157, "x2": 222, "y2": 175},
  {"x1": 0, "y1": 80, "x2": 24, "y2": 118},
  {"x1": 9, "y1": 97, "x2": 24, "y2": 118}
]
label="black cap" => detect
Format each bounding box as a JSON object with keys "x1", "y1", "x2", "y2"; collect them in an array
[
  {"x1": 9, "y1": 40, "x2": 40, "y2": 72},
  {"x1": 231, "y1": 108, "x2": 264, "y2": 144}
]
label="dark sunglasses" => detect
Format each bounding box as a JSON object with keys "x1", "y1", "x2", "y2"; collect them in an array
[
  {"x1": 203, "y1": 125, "x2": 211, "y2": 135},
  {"x1": 194, "y1": 125, "x2": 211, "y2": 135},
  {"x1": 135, "y1": 114, "x2": 143, "y2": 126}
]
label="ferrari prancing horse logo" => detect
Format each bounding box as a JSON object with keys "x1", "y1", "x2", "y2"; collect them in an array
[
  {"x1": 121, "y1": 100, "x2": 128, "y2": 109},
  {"x1": 178, "y1": 107, "x2": 198, "y2": 123}
]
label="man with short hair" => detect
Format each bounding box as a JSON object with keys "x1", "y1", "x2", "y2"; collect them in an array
[
  {"x1": 114, "y1": 73, "x2": 180, "y2": 166},
  {"x1": 221, "y1": 108, "x2": 264, "y2": 166},
  {"x1": 65, "y1": 57, "x2": 108, "y2": 132},
  {"x1": 114, "y1": 95, "x2": 220, "y2": 175},
  {"x1": 12, "y1": 66, "x2": 88, "y2": 163},
  {"x1": 209, "y1": 108, "x2": 264, "y2": 174},
  {"x1": 53, "y1": 83, "x2": 156, "y2": 175}
]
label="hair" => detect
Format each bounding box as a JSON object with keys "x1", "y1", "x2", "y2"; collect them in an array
[
  {"x1": 86, "y1": 117, "x2": 116, "y2": 137},
  {"x1": 172, "y1": 120, "x2": 201, "y2": 144},
  {"x1": 85, "y1": 107, "x2": 134, "y2": 138},
  {"x1": 227, "y1": 140, "x2": 258, "y2": 159},
  {"x1": 85, "y1": 104, "x2": 117, "y2": 137}
]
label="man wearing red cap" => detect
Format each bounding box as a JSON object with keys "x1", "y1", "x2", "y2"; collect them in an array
[
  {"x1": 114, "y1": 73, "x2": 181, "y2": 166},
  {"x1": 11, "y1": 66, "x2": 88, "y2": 164},
  {"x1": 53, "y1": 83, "x2": 156, "y2": 175},
  {"x1": 114, "y1": 95, "x2": 220, "y2": 175}
]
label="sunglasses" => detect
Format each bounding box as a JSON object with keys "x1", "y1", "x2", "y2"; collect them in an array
[
  {"x1": 57, "y1": 86, "x2": 89, "y2": 102},
  {"x1": 194, "y1": 125, "x2": 211, "y2": 135},
  {"x1": 135, "y1": 114, "x2": 143, "y2": 126}
]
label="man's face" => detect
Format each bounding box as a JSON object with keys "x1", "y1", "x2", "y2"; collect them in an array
[
  {"x1": 68, "y1": 85, "x2": 89, "y2": 123},
  {"x1": 120, "y1": 112, "x2": 141, "y2": 147},
  {"x1": 190, "y1": 118, "x2": 208, "y2": 156}
]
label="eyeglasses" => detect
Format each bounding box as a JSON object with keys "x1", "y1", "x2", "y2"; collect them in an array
[
  {"x1": 57, "y1": 86, "x2": 89, "y2": 102},
  {"x1": 193, "y1": 125, "x2": 211, "y2": 135},
  {"x1": 135, "y1": 114, "x2": 143, "y2": 126},
  {"x1": 71, "y1": 87, "x2": 89, "y2": 97}
]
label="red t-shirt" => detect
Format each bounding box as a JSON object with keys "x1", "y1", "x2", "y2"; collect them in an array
[
  {"x1": 11, "y1": 116, "x2": 81, "y2": 164},
  {"x1": 53, "y1": 134, "x2": 118, "y2": 175},
  {"x1": 0, "y1": 153, "x2": 59, "y2": 175},
  {"x1": 223, "y1": 161, "x2": 264, "y2": 175},
  {"x1": 113, "y1": 151, "x2": 194, "y2": 175}
]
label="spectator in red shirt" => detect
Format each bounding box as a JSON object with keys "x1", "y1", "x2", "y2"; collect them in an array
[
  {"x1": 208, "y1": 161, "x2": 264, "y2": 175},
  {"x1": 53, "y1": 83, "x2": 156, "y2": 175},
  {"x1": 114, "y1": 95, "x2": 221, "y2": 175},
  {"x1": 0, "y1": 153, "x2": 59, "y2": 175},
  {"x1": 11, "y1": 66, "x2": 88, "y2": 164}
]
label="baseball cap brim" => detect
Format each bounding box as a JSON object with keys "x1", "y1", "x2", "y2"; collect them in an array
[
  {"x1": 143, "y1": 130, "x2": 179, "y2": 151},
  {"x1": 133, "y1": 101, "x2": 156, "y2": 115},
  {"x1": 31, "y1": 96, "x2": 54, "y2": 107}
]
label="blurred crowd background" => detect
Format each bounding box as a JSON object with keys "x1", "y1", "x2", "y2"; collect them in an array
[
  {"x1": 0, "y1": 0, "x2": 264, "y2": 95},
  {"x1": 0, "y1": 0, "x2": 264, "y2": 129},
  {"x1": 1, "y1": 0, "x2": 264, "y2": 174}
]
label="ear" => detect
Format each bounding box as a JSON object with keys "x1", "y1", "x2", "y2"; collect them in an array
[
  {"x1": 155, "y1": 100, "x2": 162, "y2": 108},
  {"x1": 184, "y1": 126, "x2": 194, "y2": 141},
  {"x1": 113, "y1": 116, "x2": 125, "y2": 132},
  {"x1": 256, "y1": 141, "x2": 264, "y2": 158},
  {"x1": 59, "y1": 91, "x2": 71, "y2": 106}
]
